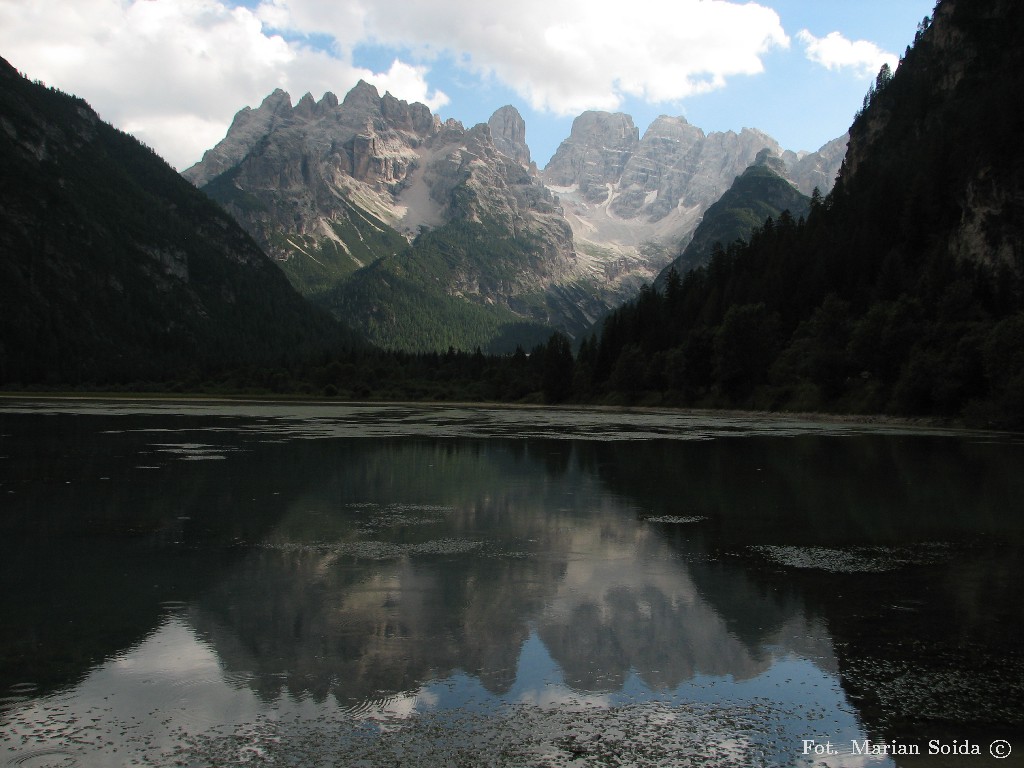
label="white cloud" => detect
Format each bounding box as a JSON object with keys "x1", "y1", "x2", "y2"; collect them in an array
[
  {"x1": 0, "y1": 0, "x2": 445, "y2": 169},
  {"x1": 797, "y1": 29, "x2": 897, "y2": 79},
  {"x1": 0, "y1": 0, "x2": 786, "y2": 169},
  {"x1": 370, "y1": 60, "x2": 450, "y2": 112},
  {"x1": 259, "y1": 0, "x2": 790, "y2": 115}
]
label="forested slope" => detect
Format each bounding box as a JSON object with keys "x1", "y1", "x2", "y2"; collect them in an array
[
  {"x1": 582, "y1": 0, "x2": 1024, "y2": 427},
  {"x1": 0, "y1": 57, "x2": 352, "y2": 386}
]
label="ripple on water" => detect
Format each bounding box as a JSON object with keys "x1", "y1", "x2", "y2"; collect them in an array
[
  {"x1": 7, "y1": 747, "x2": 79, "y2": 767},
  {"x1": 6, "y1": 684, "x2": 39, "y2": 696},
  {"x1": 152, "y1": 443, "x2": 233, "y2": 461},
  {"x1": 353, "y1": 502, "x2": 456, "y2": 532},
  {"x1": 750, "y1": 542, "x2": 953, "y2": 573},
  {"x1": 158, "y1": 600, "x2": 189, "y2": 614}
]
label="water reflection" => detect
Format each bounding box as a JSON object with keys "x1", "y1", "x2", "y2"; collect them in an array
[
  {"x1": 1, "y1": 402, "x2": 1022, "y2": 767},
  {"x1": 186, "y1": 465, "x2": 821, "y2": 704}
]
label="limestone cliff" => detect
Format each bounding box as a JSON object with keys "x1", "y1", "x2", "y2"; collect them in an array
[
  {"x1": 185, "y1": 84, "x2": 597, "y2": 343},
  {"x1": 185, "y1": 82, "x2": 847, "y2": 348},
  {"x1": 542, "y1": 112, "x2": 844, "y2": 298}
]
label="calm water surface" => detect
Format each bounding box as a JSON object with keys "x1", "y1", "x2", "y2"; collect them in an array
[{"x1": 1, "y1": 400, "x2": 1022, "y2": 767}]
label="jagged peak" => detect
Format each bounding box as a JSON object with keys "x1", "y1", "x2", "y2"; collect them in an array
[
  {"x1": 380, "y1": 90, "x2": 407, "y2": 114},
  {"x1": 294, "y1": 91, "x2": 317, "y2": 117},
  {"x1": 488, "y1": 105, "x2": 531, "y2": 166},
  {"x1": 489, "y1": 104, "x2": 524, "y2": 122},
  {"x1": 569, "y1": 110, "x2": 638, "y2": 138},
  {"x1": 651, "y1": 114, "x2": 690, "y2": 125},
  {"x1": 751, "y1": 147, "x2": 788, "y2": 176},
  {"x1": 258, "y1": 88, "x2": 292, "y2": 111},
  {"x1": 343, "y1": 79, "x2": 382, "y2": 108},
  {"x1": 641, "y1": 114, "x2": 704, "y2": 142},
  {"x1": 740, "y1": 126, "x2": 775, "y2": 141}
]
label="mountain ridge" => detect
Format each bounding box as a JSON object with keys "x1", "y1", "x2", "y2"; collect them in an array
[
  {"x1": 186, "y1": 84, "x2": 599, "y2": 350},
  {"x1": 542, "y1": 110, "x2": 844, "y2": 292},
  {"x1": 654, "y1": 149, "x2": 812, "y2": 288},
  {"x1": 184, "y1": 83, "x2": 845, "y2": 351},
  {"x1": 0, "y1": 56, "x2": 348, "y2": 386}
]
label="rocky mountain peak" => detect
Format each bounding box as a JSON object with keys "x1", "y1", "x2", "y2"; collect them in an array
[
  {"x1": 780, "y1": 134, "x2": 849, "y2": 195},
  {"x1": 182, "y1": 88, "x2": 293, "y2": 184},
  {"x1": 487, "y1": 105, "x2": 531, "y2": 168},
  {"x1": 753, "y1": 147, "x2": 788, "y2": 176},
  {"x1": 543, "y1": 111, "x2": 639, "y2": 201},
  {"x1": 539, "y1": 109, "x2": 844, "y2": 303},
  {"x1": 293, "y1": 92, "x2": 317, "y2": 118},
  {"x1": 183, "y1": 78, "x2": 849, "y2": 351},
  {"x1": 342, "y1": 79, "x2": 382, "y2": 110},
  {"x1": 380, "y1": 91, "x2": 437, "y2": 135},
  {"x1": 184, "y1": 78, "x2": 590, "y2": 341},
  {"x1": 259, "y1": 88, "x2": 293, "y2": 112}
]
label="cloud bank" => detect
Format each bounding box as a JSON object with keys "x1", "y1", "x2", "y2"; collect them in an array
[
  {"x1": 0, "y1": 0, "x2": 446, "y2": 169},
  {"x1": 3, "y1": 0, "x2": 896, "y2": 171},
  {"x1": 797, "y1": 29, "x2": 897, "y2": 78},
  {"x1": 258, "y1": 0, "x2": 790, "y2": 113}
]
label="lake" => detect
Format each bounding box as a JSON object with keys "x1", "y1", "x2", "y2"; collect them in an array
[{"x1": 1, "y1": 400, "x2": 1022, "y2": 767}]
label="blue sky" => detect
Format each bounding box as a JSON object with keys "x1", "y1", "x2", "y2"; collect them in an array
[{"x1": 0, "y1": 0, "x2": 936, "y2": 170}]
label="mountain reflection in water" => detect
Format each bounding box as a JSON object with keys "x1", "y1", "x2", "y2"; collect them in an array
[{"x1": 1, "y1": 401, "x2": 1022, "y2": 767}]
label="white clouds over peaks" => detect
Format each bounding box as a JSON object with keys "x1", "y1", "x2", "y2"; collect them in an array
[
  {"x1": 266, "y1": 0, "x2": 790, "y2": 115},
  {"x1": 2, "y1": 0, "x2": 897, "y2": 172},
  {"x1": 797, "y1": 29, "x2": 897, "y2": 78},
  {"x1": 0, "y1": 0, "x2": 445, "y2": 169}
]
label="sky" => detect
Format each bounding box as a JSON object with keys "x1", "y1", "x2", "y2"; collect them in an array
[{"x1": 0, "y1": 0, "x2": 936, "y2": 171}]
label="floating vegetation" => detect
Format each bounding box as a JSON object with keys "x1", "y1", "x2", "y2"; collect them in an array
[
  {"x1": 263, "y1": 538, "x2": 485, "y2": 560},
  {"x1": 152, "y1": 442, "x2": 234, "y2": 461},
  {"x1": 750, "y1": 543, "x2": 952, "y2": 573},
  {"x1": 839, "y1": 637, "x2": 1024, "y2": 730},
  {"x1": 352, "y1": 502, "x2": 456, "y2": 532},
  {"x1": 103, "y1": 700, "x2": 794, "y2": 768},
  {"x1": 642, "y1": 515, "x2": 707, "y2": 525}
]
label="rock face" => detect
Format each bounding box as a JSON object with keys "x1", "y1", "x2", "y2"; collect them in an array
[
  {"x1": 782, "y1": 134, "x2": 849, "y2": 197},
  {"x1": 184, "y1": 89, "x2": 294, "y2": 188},
  {"x1": 541, "y1": 113, "x2": 845, "y2": 298},
  {"x1": 487, "y1": 105, "x2": 532, "y2": 169},
  {"x1": 184, "y1": 80, "x2": 442, "y2": 247},
  {"x1": 185, "y1": 81, "x2": 847, "y2": 349},
  {"x1": 544, "y1": 111, "x2": 640, "y2": 203},
  {"x1": 654, "y1": 149, "x2": 811, "y2": 288},
  {"x1": 185, "y1": 83, "x2": 595, "y2": 343}
]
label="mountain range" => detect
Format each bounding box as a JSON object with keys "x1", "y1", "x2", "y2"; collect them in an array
[
  {"x1": 4, "y1": 0, "x2": 1018, "y2": 422},
  {"x1": 542, "y1": 110, "x2": 842, "y2": 284},
  {"x1": 184, "y1": 85, "x2": 844, "y2": 351}
]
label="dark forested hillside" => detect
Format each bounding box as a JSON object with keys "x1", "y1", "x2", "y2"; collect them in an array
[
  {"x1": 0, "y1": 57, "x2": 352, "y2": 386},
  {"x1": 320, "y1": 218, "x2": 572, "y2": 354},
  {"x1": 584, "y1": 0, "x2": 1024, "y2": 427},
  {"x1": 654, "y1": 151, "x2": 811, "y2": 288}
]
